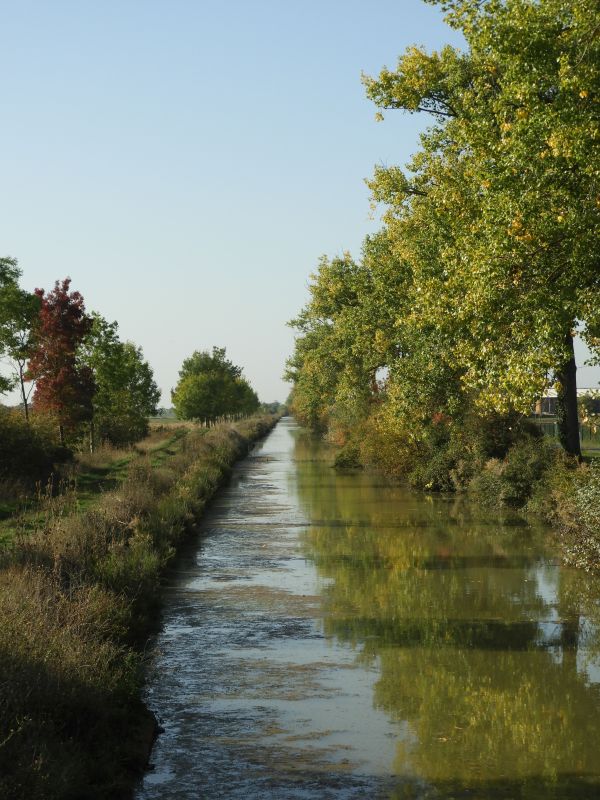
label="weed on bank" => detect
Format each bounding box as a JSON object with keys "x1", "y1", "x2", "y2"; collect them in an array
[{"x1": 0, "y1": 415, "x2": 277, "y2": 800}]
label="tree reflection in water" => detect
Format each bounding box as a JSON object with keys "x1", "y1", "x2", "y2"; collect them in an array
[{"x1": 291, "y1": 431, "x2": 600, "y2": 798}]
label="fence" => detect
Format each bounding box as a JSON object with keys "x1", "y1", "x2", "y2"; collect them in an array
[{"x1": 532, "y1": 417, "x2": 600, "y2": 451}]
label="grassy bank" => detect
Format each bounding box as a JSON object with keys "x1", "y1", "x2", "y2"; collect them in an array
[
  {"x1": 0, "y1": 422, "x2": 192, "y2": 546},
  {"x1": 0, "y1": 414, "x2": 278, "y2": 800}
]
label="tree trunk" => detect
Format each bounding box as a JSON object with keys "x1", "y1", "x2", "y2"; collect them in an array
[
  {"x1": 58, "y1": 423, "x2": 65, "y2": 447},
  {"x1": 556, "y1": 331, "x2": 581, "y2": 459},
  {"x1": 19, "y1": 364, "x2": 29, "y2": 423},
  {"x1": 89, "y1": 418, "x2": 95, "y2": 453}
]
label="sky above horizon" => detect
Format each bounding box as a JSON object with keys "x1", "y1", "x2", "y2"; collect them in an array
[{"x1": 1, "y1": 0, "x2": 598, "y2": 405}]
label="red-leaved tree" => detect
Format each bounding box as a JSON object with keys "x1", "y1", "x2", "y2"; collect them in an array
[{"x1": 27, "y1": 278, "x2": 95, "y2": 445}]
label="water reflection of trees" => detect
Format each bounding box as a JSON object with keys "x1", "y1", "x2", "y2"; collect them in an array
[{"x1": 292, "y1": 433, "x2": 600, "y2": 797}]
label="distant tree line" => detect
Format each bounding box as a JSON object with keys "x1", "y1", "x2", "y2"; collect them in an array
[
  {"x1": 0, "y1": 262, "x2": 160, "y2": 449},
  {"x1": 1, "y1": 263, "x2": 264, "y2": 451}
]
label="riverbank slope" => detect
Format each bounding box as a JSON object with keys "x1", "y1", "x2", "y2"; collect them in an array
[{"x1": 0, "y1": 414, "x2": 279, "y2": 800}]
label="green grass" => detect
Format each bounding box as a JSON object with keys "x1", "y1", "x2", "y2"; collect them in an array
[
  {"x1": 0, "y1": 500, "x2": 18, "y2": 520},
  {"x1": 0, "y1": 425, "x2": 192, "y2": 546},
  {"x1": 76, "y1": 428, "x2": 189, "y2": 503}
]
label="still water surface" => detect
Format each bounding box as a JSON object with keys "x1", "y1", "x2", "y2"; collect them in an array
[{"x1": 137, "y1": 417, "x2": 600, "y2": 799}]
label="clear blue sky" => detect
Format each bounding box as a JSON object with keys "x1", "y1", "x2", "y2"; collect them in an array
[{"x1": 1, "y1": 0, "x2": 597, "y2": 404}]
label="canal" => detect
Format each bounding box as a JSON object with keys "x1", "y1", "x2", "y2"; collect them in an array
[{"x1": 137, "y1": 417, "x2": 600, "y2": 799}]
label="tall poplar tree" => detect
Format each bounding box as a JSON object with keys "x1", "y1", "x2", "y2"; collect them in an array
[{"x1": 363, "y1": 0, "x2": 600, "y2": 456}]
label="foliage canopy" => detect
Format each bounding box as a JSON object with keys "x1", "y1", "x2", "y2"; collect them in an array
[
  {"x1": 288, "y1": 0, "x2": 599, "y2": 461},
  {"x1": 172, "y1": 347, "x2": 259, "y2": 422},
  {"x1": 82, "y1": 315, "x2": 160, "y2": 446}
]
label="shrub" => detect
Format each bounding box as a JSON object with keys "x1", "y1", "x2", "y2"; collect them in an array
[
  {"x1": 469, "y1": 435, "x2": 556, "y2": 507},
  {"x1": 528, "y1": 457, "x2": 600, "y2": 570},
  {"x1": 500, "y1": 435, "x2": 555, "y2": 506},
  {"x1": 468, "y1": 458, "x2": 506, "y2": 505},
  {"x1": 356, "y1": 408, "x2": 545, "y2": 494},
  {"x1": 333, "y1": 443, "x2": 362, "y2": 469},
  {"x1": 573, "y1": 461, "x2": 600, "y2": 533},
  {"x1": 0, "y1": 408, "x2": 71, "y2": 487},
  {"x1": 465, "y1": 412, "x2": 542, "y2": 461},
  {"x1": 358, "y1": 411, "x2": 423, "y2": 481}
]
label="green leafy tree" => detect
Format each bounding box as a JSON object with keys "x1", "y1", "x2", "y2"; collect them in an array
[
  {"x1": 2, "y1": 297, "x2": 41, "y2": 421},
  {"x1": 0, "y1": 258, "x2": 40, "y2": 409},
  {"x1": 83, "y1": 315, "x2": 160, "y2": 448},
  {"x1": 286, "y1": 231, "x2": 413, "y2": 438},
  {"x1": 172, "y1": 347, "x2": 259, "y2": 422},
  {"x1": 363, "y1": 0, "x2": 600, "y2": 456},
  {"x1": 0, "y1": 257, "x2": 21, "y2": 394}
]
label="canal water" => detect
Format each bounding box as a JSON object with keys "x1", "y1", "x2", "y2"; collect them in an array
[{"x1": 137, "y1": 417, "x2": 600, "y2": 799}]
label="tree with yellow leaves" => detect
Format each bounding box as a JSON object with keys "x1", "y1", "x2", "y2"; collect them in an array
[{"x1": 364, "y1": 0, "x2": 600, "y2": 456}]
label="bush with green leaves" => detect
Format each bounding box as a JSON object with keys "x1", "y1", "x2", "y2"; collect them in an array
[
  {"x1": 530, "y1": 458, "x2": 600, "y2": 570},
  {"x1": 0, "y1": 407, "x2": 71, "y2": 486},
  {"x1": 469, "y1": 434, "x2": 556, "y2": 508}
]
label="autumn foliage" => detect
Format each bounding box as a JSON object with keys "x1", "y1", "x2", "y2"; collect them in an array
[{"x1": 27, "y1": 278, "x2": 95, "y2": 442}]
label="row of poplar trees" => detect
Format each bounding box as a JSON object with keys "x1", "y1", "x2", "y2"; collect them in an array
[
  {"x1": 287, "y1": 0, "x2": 599, "y2": 460},
  {"x1": 0, "y1": 258, "x2": 160, "y2": 448}
]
